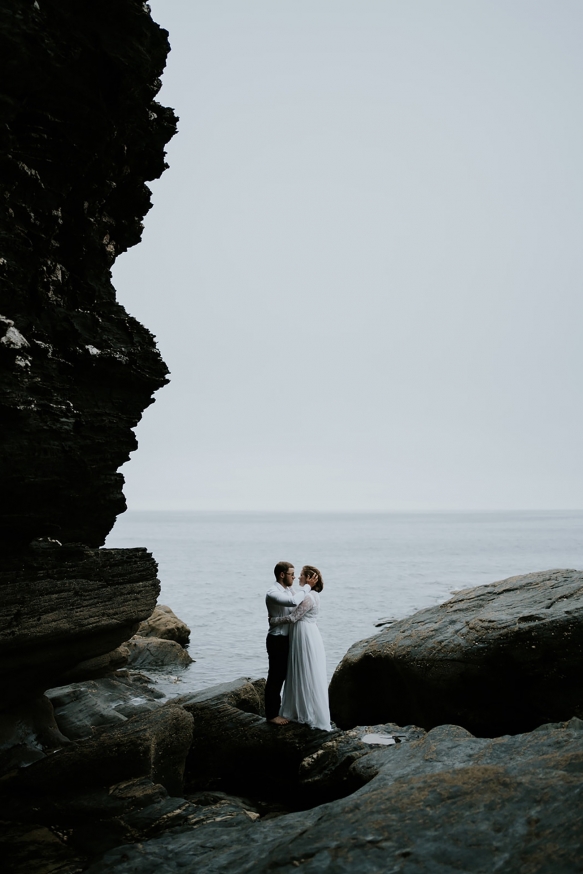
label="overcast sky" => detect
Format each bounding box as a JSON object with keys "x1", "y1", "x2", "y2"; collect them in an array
[{"x1": 112, "y1": 0, "x2": 583, "y2": 511}]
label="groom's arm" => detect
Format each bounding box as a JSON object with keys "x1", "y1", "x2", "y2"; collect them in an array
[
  {"x1": 270, "y1": 593, "x2": 314, "y2": 626},
  {"x1": 266, "y1": 585, "x2": 308, "y2": 608},
  {"x1": 289, "y1": 584, "x2": 310, "y2": 606}
]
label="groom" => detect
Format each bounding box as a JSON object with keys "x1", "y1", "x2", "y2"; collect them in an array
[{"x1": 264, "y1": 561, "x2": 307, "y2": 725}]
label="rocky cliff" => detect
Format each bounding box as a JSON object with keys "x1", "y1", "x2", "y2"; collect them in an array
[
  {"x1": 0, "y1": 0, "x2": 175, "y2": 733},
  {"x1": 0, "y1": 0, "x2": 175, "y2": 550}
]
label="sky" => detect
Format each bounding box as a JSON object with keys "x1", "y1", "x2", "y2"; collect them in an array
[{"x1": 111, "y1": 0, "x2": 583, "y2": 511}]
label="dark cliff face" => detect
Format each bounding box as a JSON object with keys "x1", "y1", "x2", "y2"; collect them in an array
[{"x1": 0, "y1": 0, "x2": 176, "y2": 549}]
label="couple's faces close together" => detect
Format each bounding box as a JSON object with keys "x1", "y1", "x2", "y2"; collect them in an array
[{"x1": 281, "y1": 567, "x2": 316, "y2": 588}]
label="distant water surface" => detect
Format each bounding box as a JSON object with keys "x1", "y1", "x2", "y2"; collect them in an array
[{"x1": 106, "y1": 510, "x2": 583, "y2": 694}]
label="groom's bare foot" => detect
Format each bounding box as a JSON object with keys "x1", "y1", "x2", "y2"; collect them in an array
[{"x1": 268, "y1": 716, "x2": 289, "y2": 725}]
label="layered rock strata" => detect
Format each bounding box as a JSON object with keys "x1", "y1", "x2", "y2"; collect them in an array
[
  {"x1": 0, "y1": 544, "x2": 159, "y2": 702},
  {"x1": 330, "y1": 569, "x2": 583, "y2": 736},
  {"x1": 89, "y1": 713, "x2": 583, "y2": 872},
  {"x1": 0, "y1": 0, "x2": 175, "y2": 749},
  {"x1": 0, "y1": 0, "x2": 175, "y2": 549}
]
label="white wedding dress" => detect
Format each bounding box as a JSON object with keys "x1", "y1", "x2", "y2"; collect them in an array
[{"x1": 276, "y1": 591, "x2": 331, "y2": 731}]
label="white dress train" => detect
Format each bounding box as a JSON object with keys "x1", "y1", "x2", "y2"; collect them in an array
[{"x1": 276, "y1": 591, "x2": 331, "y2": 731}]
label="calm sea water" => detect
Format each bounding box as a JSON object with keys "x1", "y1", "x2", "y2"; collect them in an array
[{"x1": 105, "y1": 510, "x2": 583, "y2": 694}]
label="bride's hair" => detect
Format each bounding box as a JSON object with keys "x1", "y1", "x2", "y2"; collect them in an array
[{"x1": 303, "y1": 565, "x2": 323, "y2": 593}]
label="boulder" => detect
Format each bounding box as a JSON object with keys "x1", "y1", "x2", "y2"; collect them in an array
[
  {"x1": 125, "y1": 638, "x2": 193, "y2": 670},
  {"x1": 0, "y1": 543, "x2": 160, "y2": 705},
  {"x1": 46, "y1": 671, "x2": 166, "y2": 741},
  {"x1": 163, "y1": 677, "x2": 422, "y2": 806},
  {"x1": 86, "y1": 717, "x2": 583, "y2": 873},
  {"x1": 1, "y1": 703, "x2": 194, "y2": 800},
  {"x1": 177, "y1": 678, "x2": 334, "y2": 801},
  {"x1": 136, "y1": 605, "x2": 191, "y2": 647},
  {"x1": 329, "y1": 569, "x2": 583, "y2": 736}
]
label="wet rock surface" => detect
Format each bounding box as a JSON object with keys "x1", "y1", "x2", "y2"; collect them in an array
[
  {"x1": 1, "y1": 702, "x2": 194, "y2": 802},
  {"x1": 2, "y1": 676, "x2": 582, "y2": 873},
  {"x1": 125, "y1": 637, "x2": 193, "y2": 671},
  {"x1": 46, "y1": 671, "x2": 166, "y2": 741},
  {"x1": 86, "y1": 717, "x2": 583, "y2": 874},
  {"x1": 330, "y1": 568, "x2": 583, "y2": 736}
]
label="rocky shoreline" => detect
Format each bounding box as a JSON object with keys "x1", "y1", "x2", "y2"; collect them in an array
[
  {"x1": 3, "y1": 575, "x2": 583, "y2": 872},
  {"x1": 3, "y1": 650, "x2": 583, "y2": 872},
  {"x1": 1, "y1": 2, "x2": 582, "y2": 871}
]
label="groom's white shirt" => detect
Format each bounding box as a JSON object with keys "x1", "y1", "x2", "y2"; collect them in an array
[{"x1": 266, "y1": 583, "x2": 308, "y2": 637}]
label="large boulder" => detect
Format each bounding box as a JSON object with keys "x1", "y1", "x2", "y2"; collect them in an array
[
  {"x1": 329, "y1": 569, "x2": 583, "y2": 736},
  {"x1": 1, "y1": 703, "x2": 194, "y2": 800},
  {"x1": 177, "y1": 677, "x2": 422, "y2": 806},
  {"x1": 125, "y1": 638, "x2": 193, "y2": 670},
  {"x1": 46, "y1": 672, "x2": 166, "y2": 741},
  {"x1": 0, "y1": 543, "x2": 160, "y2": 706},
  {"x1": 135, "y1": 605, "x2": 191, "y2": 647},
  {"x1": 177, "y1": 678, "x2": 332, "y2": 800},
  {"x1": 86, "y1": 717, "x2": 583, "y2": 873}
]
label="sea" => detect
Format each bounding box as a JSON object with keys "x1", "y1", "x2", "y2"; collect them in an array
[{"x1": 105, "y1": 510, "x2": 583, "y2": 695}]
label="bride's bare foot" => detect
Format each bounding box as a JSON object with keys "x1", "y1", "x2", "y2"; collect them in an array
[{"x1": 267, "y1": 716, "x2": 290, "y2": 725}]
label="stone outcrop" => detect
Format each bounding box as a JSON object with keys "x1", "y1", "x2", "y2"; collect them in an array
[
  {"x1": 87, "y1": 717, "x2": 583, "y2": 873},
  {"x1": 0, "y1": 677, "x2": 430, "y2": 871},
  {"x1": 0, "y1": 544, "x2": 159, "y2": 703},
  {"x1": 0, "y1": 0, "x2": 176, "y2": 551},
  {"x1": 0, "y1": 0, "x2": 174, "y2": 762},
  {"x1": 329, "y1": 569, "x2": 583, "y2": 736},
  {"x1": 178, "y1": 678, "x2": 332, "y2": 802},
  {"x1": 125, "y1": 637, "x2": 193, "y2": 670},
  {"x1": 0, "y1": 703, "x2": 195, "y2": 867},
  {"x1": 2, "y1": 675, "x2": 582, "y2": 873},
  {"x1": 46, "y1": 671, "x2": 166, "y2": 741},
  {"x1": 0, "y1": 0, "x2": 177, "y2": 825},
  {"x1": 135, "y1": 605, "x2": 191, "y2": 647}
]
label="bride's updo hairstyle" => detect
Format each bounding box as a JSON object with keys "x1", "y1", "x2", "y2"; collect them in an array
[{"x1": 303, "y1": 565, "x2": 323, "y2": 593}]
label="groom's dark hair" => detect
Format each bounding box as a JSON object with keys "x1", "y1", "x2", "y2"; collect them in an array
[{"x1": 274, "y1": 561, "x2": 293, "y2": 580}]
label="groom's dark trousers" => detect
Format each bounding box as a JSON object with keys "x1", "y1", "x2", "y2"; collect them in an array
[{"x1": 265, "y1": 634, "x2": 289, "y2": 720}]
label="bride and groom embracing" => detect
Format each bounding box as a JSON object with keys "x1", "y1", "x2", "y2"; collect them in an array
[{"x1": 265, "y1": 561, "x2": 331, "y2": 732}]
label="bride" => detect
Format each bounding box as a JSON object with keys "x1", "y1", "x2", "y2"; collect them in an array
[{"x1": 269, "y1": 565, "x2": 331, "y2": 731}]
